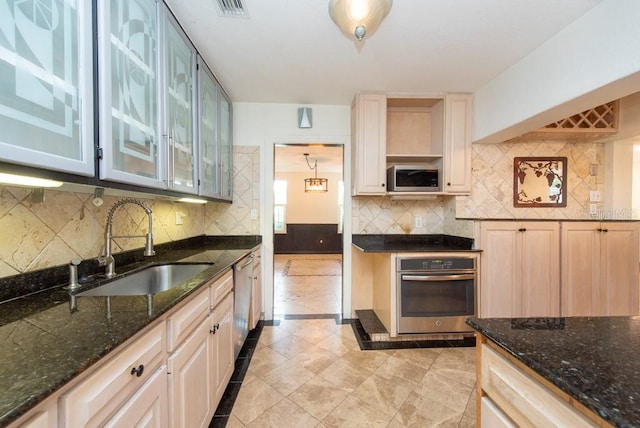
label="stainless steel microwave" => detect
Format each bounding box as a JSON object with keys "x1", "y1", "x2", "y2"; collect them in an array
[{"x1": 387, "y1": 166, "x2": 439, "y2": 192}]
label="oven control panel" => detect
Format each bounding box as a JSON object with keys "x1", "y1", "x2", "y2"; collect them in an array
[{"x1": 398, "y1": 257, "x2": 475, "y2": 271}]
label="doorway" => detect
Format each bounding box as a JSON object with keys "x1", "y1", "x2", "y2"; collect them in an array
[{"x1": 272, "y1": 144, "x2": 344, "y2": 316}]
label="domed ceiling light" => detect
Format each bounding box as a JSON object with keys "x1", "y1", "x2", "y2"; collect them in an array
[{"x1": 328, "y1": 0, "x2": 393, "y2": 42}]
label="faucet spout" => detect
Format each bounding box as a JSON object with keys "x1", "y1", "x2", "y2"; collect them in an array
[{"x1": 99, "y1": 198, "x2": 155, "y2": 278}]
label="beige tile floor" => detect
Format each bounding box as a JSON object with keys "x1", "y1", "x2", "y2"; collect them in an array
[
  {"x1": 274, "y1": 254, "x2": 342, "y2": 315},
  {"x1": 226, "y1": 318, "x2": 477, "y2": 427}
]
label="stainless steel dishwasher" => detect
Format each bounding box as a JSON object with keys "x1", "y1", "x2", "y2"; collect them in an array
[{"x1": 233, "y1": 254, "x2": 254, "y2": 359}]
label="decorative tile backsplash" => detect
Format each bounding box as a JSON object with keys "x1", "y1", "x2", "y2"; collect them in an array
[
  {"x1": 0, "y1": 146, "x2": 260, "y2": 278},
  {"x1": 352, "y1": 196, "x2": 445, "y2": 234},
  {"x1": 456, "y1": 140, "x2": 604, "y2": 219}
]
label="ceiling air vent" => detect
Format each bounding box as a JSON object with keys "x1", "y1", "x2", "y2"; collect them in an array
[{"x1": 216, "y1": 0, "x2": 248, "y2": 17}]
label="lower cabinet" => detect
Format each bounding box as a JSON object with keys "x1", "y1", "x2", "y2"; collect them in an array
[
  {"x1": 167, "y1": 273, "x2": 235, "y2": 428},
  {"x1": 168, "y1": 315, "x2": 214, "y2": 428},
  {"x1": 478, "y1": 220, "x2": 639, "y2": 318},
  {"x1": 104, "y1": 365, "x2": 168, "y2": 428},
  {"x1": 561, "y1": 221, "x2": 640, "y2": 316},
  {"x1": 212, "y1": 292, "x2": 234, "y2": 402},
  {"x1": 478, "y1": 340, "x2": 598, "y2": 427},
  {"x1": 479, "y1": 221, "x2": 560, "y2": 318},
  {"x1": 59, "y1": 321, "x2": 166, "y2": 428}
]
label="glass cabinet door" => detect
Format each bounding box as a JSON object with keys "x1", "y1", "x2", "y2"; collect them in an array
[
  {"x1": 98, "y1": 0, "x2": 163, "y2": 188},
  {"x1": 163, "y1": 11, "x2": 197, "y2": 194},
  {"x1": 219, "y1": 91, "x2": 233, "y2": 201},
  {"x1": 198, "y1": 58, "x2": 220, "y2": 198},
  {"x1": 0, "y1": 0, "x2": 94, "y2": 176}
]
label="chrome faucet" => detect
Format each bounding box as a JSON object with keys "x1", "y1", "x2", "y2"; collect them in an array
[{"x1": 99, "y1": 198, "x2": 155, "y2": 278}]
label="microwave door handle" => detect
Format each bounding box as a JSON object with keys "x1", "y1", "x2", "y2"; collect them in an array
[{"x1": 401, "y1": 274, "x2": 476, "y2": 282}]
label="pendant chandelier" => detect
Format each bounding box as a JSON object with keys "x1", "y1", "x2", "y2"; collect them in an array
[
  {"x1": 304, "y1": 153, "x2": 328, "y2": 192},
  {"x1": 328, "y1": 0, "x2": 393, "y2": 42}
]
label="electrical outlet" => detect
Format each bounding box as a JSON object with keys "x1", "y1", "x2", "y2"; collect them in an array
[
  {"x1": 175, "y1": 212, "x2": 185, "y2": 225},
  {"x1": 589, "y1": 204, "x2": 598, "y2": 215},
  {"x1": 414, "y1": 216, "x2": 423, "y2": 228},
  {"x1": 590, "y1": 191, "x2": 601, "y2": 202},
  {"x1": 250, "y1": 209, "x2": 258, "y2": 220}
]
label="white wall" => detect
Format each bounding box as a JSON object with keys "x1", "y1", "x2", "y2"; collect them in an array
[
  {"x1": 233, "y1": 102, "x2": 351, "y2": 320},
  {"x1": 474, "y1": 0, "x2": 640, "y2": 143},
  {"x1": 275, "y1": 171, "x2": 342, "y2": 224}
]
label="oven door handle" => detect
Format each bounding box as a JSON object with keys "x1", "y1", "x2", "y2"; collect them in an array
[{"x1": 401, "y1": 274, "x2": 475, "y2": 282}]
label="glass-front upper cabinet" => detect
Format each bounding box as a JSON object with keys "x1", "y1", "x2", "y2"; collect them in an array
[
  {"x1": 0, "y1": 0, "x2": 94, "y2": 176},
  {"x1": 219, "y1": 90, "x2": 233, "y2": 201},
  {"x1": 162, "y1": 9, "x2": 197, "y2": 194},
  {"x1": 198, "y1": 57, "x2": 220, "y2": 198},
  {"x1": 98, "y1": 0, "x2": 163, "y2": 188}
]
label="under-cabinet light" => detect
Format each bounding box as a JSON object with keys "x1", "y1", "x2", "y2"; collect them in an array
[
  {"x1": 0, "y1": 172, "x2": 63, "y2": 188},
  {"x1": 178, "y1": 197, "x2": 208, "y2": 204}
]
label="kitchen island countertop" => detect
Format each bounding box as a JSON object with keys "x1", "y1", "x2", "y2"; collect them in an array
[
  {"x1": 467, "y1": 316, "x2": 640, "y2": 427},
  {"x1": 352, "y1": 234, "x2": 479, "y2": 253},
  {"x1": 0, "y1": 235, "x2": 260, "y2": 427}
]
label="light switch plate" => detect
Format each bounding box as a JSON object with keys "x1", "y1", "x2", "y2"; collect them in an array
[
  {"x1": 414, "y1": 216, "x2": 423, "y2": 228},
  {"x1": 175, "y1": 212, "x2": 185, "y2": 225}
]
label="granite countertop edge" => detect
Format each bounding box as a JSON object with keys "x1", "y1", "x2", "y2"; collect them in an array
[
  {"x1": 0, "y1": 235, "x2": 261, "y2": 426},
  {"x1": 467, "y1": 317, "x2": 639, "y2": 428},
  {"x1": 351, "y1": 234, "x2": 480, "y2": 253}
]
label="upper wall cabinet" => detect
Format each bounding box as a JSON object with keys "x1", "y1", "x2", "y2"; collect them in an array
[
  {"x1": 162, "y1": 10, "x2": 197, "y2": 194},
  {"x1": 351, "y1": 93, "x2": 473, "y2": 196},
  {"x1": 198, "y1": 57, "x2": 232, "y2": 200},
  {"x1": 219, "y1": 91, "x2": 233, "y2": 201},
  {"x1": 351, "y1": 93, "x2": 387, "y2": 195},
  {"x1": 99, "y1": 2, "x2": 199, "y2": 195},
  {"x1": 98, "y1": 0, "x2": 163, "y2": 188},
  {"x1": 0, "y1": 1, "x2": 94, "y2": 176}
]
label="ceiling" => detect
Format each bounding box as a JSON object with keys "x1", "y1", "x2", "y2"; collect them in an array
[
  {"x1": 274, "y1": 145, "x2": 344, "y2": 174},
  {"x1": 165, "y1": 0, "x2": 602, "y2": 105}
]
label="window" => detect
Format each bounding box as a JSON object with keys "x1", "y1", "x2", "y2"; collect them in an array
[{"x1": 274, "y1": 180, "x2": 287, "y2": 233}]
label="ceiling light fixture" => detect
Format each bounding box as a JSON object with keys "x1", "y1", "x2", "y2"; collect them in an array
[
  {"x1": 328, "y1": 0, "x2": 392, "y2": 42},
  {"x1": 303, "y1": 153, "x2": 328, "y2": 193}
]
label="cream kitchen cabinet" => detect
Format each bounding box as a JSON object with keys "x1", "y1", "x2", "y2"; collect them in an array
[
  {"x1": 443, "y1": 94, "x2": 473, "y2": 193},
  {"x1": 167, "y1": 270, "x2": 234, "y2": 428},
  {"x1": 351, "y1": 93, "x2": 387, "y2": 195},
  {"x1": 211, "y1": 291, "x2": 234, "y2": 403},
  {"x1": 350, "y1": 92, "x2": 472, "y2": 196},
  {"x1": 479, "y1": 221, "x2": 560, "y2": 318},
  {"x1": 561, "y1": 221, "x2": 639, "y2": 316},
  {"x1": 59, "y1": 321, "x2": 167, "y2": 428},
  {"x1": 478, "y1": 341, "x2": 598, "y2": 427}
]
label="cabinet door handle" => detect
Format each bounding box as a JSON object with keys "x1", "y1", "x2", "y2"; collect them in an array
[
  {"x1": 130, "y1": 364, "x2": 144, "y2": 377},
  {"x1": 602, "y1": 228, "x2": 608, "y2": 233},
  {"x1": 518, "y1": 228, "x2": 526, "y2": 232},
  {"x1": 210, "y1": 323, "x2": 220, "y2": 334}
]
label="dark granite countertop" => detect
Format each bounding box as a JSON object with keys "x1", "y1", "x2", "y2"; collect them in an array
[
  {"x1": 352, "y1": 234, "x2": 478, "y2": 252},
  {"x1": 467, "y1": 317, "x2": 640, "y2": 428},
  {"x1": 0, "y1": 235, "x2": 261, "y2": 427}
]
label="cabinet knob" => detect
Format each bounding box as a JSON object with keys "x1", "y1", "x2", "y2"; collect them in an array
[
  {"x1": 130, "y1": 364, "x2": 144, "y2": 377},
  {"x1": 381, "y1": 183, "x2": 385, "y2": 188},
  {"x1": 447, "y1": 182, "x2": 451, "y2": 186},
  {"x1": 602, "y1": 228, "x2": 609, "y2": 233}
]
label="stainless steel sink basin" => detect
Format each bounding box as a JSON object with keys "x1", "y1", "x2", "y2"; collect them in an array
[{"x1": 79, "y1": 263, "x2": 214, "y2": 296}]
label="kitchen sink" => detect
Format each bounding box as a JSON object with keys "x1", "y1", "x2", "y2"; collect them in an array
[{"x1": 78, "y1": 263, "x2": 214, "y2": 296}]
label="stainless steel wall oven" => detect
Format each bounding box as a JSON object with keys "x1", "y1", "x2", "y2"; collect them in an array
[{"x1": 397, "y1": 256, "x2": 476, "y2": 334}]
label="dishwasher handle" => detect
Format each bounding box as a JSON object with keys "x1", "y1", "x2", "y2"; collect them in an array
[
  {"x1": 401, "y1": 274, "x2": 475, "y2": 282},
  {"x1": 235, "y1": 255, "x2": 254, "y2": 271}
]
